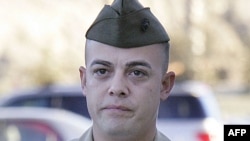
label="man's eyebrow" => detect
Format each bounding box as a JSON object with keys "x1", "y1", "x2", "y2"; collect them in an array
[
  {"x1": 90, "y1": 59, "x2": 112, "y2": 67},
  {"x1": 125, "y1": 61, "x2": 152, "y2": 69}
]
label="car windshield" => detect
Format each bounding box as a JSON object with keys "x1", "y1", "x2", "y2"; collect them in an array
[{"x1": 158, "y1": 95, "x2": 206, "y2": 119}]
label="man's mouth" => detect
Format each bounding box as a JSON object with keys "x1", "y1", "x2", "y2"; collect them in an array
[
  {"x1": 101, "y1": 104, "x2": 134, "y2": 118},
  {"x1": 103, "y1": 105, "x2": 131, "y2": 111}
]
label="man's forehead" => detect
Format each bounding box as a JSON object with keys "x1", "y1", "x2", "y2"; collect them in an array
[{"x1": 85, "y1": 40, "x2": 166, "y2": 67}]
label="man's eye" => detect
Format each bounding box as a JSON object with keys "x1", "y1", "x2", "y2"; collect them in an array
[
  {"x1": 130, "y1": 70, "x2": 146, "y2": 77},
  {"x1": 94, "y1": 69, "x2": 108, "y2": 76}
]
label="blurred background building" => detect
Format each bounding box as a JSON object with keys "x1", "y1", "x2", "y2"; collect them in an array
[{"x1": 0, "y1": 0, "x2": 249, "y2": 119}]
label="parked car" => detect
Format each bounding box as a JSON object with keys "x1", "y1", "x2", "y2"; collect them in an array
[
  {"x1": 0, "y1": 81, "x2": 223, "y2": 141},
  {"x1": 0, "y1": 107, "x2": 92, "y2": 141},
  {"x1": 157, "y1": 81, "x2": 223, "y2": 141}
]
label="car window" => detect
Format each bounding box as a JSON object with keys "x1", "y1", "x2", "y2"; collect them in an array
[
  {"x1": 8, "y1": 97, "x2": 50, "y2": 107},
  {"x1": 61, "y1": 96, "x2": 90, "y2": 118},
  {"x1": 0, "y1": 120, "x2": 62, "y2": 141},
  {"x1": 158, "y1": 94, "x2": 206, "y2": 119},
  {"x1": 5, "y1": 94, "x2": 90, "y2": 119}
]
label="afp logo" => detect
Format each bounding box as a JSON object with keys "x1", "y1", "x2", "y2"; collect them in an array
[{"x1": 224, "y1": 125, "x2": 250, "y2": 141}]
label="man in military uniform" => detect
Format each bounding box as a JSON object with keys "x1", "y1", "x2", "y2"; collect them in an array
[{"x1": 72, "y1": 0, "x2": 175, "y2": 141}]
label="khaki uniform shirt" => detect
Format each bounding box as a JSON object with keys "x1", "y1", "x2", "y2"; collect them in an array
[{"x1": 71, "y1": 127, "x2": 171, "y2": 141}]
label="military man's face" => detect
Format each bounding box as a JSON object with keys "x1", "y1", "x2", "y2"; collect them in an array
[{"x1": 79, "y1": 40, "x2": 175, "y2": 138}]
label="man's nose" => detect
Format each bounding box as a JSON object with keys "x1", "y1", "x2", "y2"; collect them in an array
[{"x1": 108, "y1": 72, "x2": 129, "y2": 97}]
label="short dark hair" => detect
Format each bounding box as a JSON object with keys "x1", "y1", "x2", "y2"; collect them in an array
[{"x1": 161, "y1": 42, "x2": 170, "y2": 73}]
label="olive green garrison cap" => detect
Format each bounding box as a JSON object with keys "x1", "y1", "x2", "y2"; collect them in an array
[{"x1": 86, "y1": 0, "x2": 170, "y2": 48}]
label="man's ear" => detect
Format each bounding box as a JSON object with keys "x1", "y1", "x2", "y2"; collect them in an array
[
  {"x1": 79, "y1": 66, "x2": 87, "y2": 96},
  {"x1": 160, "y1": 71, "x2": 175, "y2": 101}
]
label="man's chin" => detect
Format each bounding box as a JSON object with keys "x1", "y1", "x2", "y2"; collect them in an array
[{"x1": 100, "y1": 121, "x2": 133, "y2": 136}]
